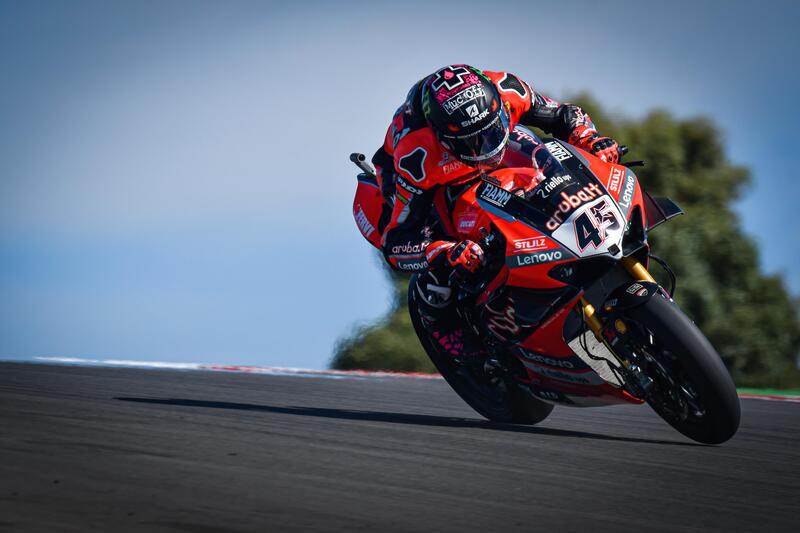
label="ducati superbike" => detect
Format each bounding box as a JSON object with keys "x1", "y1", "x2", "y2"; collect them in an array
[{"x1": 350, "y1": 134, "x2": 740, "y2": 445}]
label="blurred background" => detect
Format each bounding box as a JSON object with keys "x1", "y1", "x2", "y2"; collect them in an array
[{"x1": 1, "y1": 0, "x2": 798, "y2": 384}]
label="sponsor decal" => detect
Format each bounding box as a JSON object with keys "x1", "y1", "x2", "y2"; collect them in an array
[
  {"x1": 431, "y1": 68, "x2": 482, "y2": 104},
  {"x1": 545, "y1": 141, "x2": 572, "y2": 162},
  {"x1": 574, "y1": 198, "x2": 619, "y2": 252},
  {"x1": 460, "y1": 107, "x2": 489, "y2": 127},
  {"x1": 536, "y1": 94, "x2": 560, "y2": 109},
  {"x1": 354, "y1": 205, "x2": 375, "y2": 238},
  {"x1": 396, "y1": 176, "x2": 423, "y2": 195},
  {"x1": 486, "y1": 298, "x2": 520, "y2": 341},
  {"x1": 431, "y1": 65, "x2": 473, "y2": 92},
  {"x1": 607, "y1": 167, "x2": 624, "y2": 193},
  {"x1": 626, "y1": 283, "x2": 643, "y2": 294},
  {"x1": 457, "y1": 210, "x2": 479, "y2": 231},
  {"x1": 391, "y1": 242, "x2": 426, "y2": 255},
  {"x1": 509, "y1": 249, "x2": 564, "y2": 268},
  {"x1": 539, "y1": 306, "x2": 567, "y2": 331},
  {"x1": 537, "y1": 173, "x2": 573, "y2": 198},
  {"x1": 518, "y1": 349, "x2": 577, "y2": 369},
  {"x1": 513, "y1": 236, "x2": 548, "y2": 254},
  {"x1": 479, "y1": 183, "x2": 513, "y2": 207},
  {"x1": 545, "y1": 182, "x2": 604, "y2": 230},
  {"x1": 522, "y1": 362, "x2": 595, "y2": 385},
  {"x1": 442, "y1": 85, "x2": 486, "y2": 115},
  {"x1": 534, "y1": 390, "x2": 561, "y2": 401},
  {"x1": 513, "y1": 128, "x2": 536, "y2": 144},
  {"x1": 438, "y1": 151, "x2": 464, "y2": 175},
  {"x1": 618, "y1": 173, "x2": 636, "y2": 209},
  {"x1": 396, "y1": 259, "x2": 427, "y2": 271}
]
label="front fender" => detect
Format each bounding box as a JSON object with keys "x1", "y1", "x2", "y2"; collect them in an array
[{"x1": 601, "y1": 281, "x2": 662, "y2": 313}]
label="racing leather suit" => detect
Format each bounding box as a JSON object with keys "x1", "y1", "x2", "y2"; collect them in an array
[{"x1": 373, "y1": 70, "x2": 609, "y2": 273}]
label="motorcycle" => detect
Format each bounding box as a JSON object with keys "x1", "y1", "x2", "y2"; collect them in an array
[{"x1": 350, "y1": 132, "x2": 740, "y2": 445}]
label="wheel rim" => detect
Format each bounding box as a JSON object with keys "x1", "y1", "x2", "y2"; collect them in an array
[{"x1": 630, "y1": 328, "x2": 709, "y2": 425}]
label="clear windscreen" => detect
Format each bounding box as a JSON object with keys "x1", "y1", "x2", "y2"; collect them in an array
[{"x1": 479, "y1": 138, "x2": 607, "y2": 234}]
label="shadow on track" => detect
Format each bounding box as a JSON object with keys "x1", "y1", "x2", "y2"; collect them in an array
[{"x1": 116, "y1": 397, "x2": 698, "y2": 446}]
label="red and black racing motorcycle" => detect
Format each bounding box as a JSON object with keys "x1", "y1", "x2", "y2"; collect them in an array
[{"x1": 350, "y1": 135, "x2": 740, "y2": 445}]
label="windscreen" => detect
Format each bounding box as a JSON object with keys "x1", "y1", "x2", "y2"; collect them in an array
[
  {"x1": 489, "y1": 138, "x2": 604, "y2": 233},
  {"x1": 526, "y1": 141, "x2": 604, "y2": 231}
]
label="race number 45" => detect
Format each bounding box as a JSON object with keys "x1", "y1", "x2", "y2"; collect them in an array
[{"x1": 573, "y1": 199, "x2": 619, "y2": 252}]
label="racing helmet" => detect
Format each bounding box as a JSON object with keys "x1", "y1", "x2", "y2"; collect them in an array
[{"x1": 422, "y1": 64, "x2": 510, "y2": 169}]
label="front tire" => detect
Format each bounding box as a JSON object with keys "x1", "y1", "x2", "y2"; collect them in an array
[
  {"x1": 408, "y1": 276, "x2": 553, "y2": 425},
  {"x1": 625, "y1": 293, "x2": 740, "y2": 444}
]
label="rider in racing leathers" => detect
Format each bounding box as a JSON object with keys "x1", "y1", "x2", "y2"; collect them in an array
[{"x1": 371, "y1": 64, "x2": 620, "y2": 356}]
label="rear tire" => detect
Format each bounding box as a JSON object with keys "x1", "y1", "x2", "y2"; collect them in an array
[
  {"x1": 408, "y1": 276, "x2": 553, "y2": 425},
  {"x1": 625, "y1": 293, "x2": 740, "y2": 444}
]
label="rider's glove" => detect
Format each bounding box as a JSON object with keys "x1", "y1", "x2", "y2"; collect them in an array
[
  {"x1": 425, "y1": 239, "x2": 485, "y2": 277},
  {"x1": 586, "y1": 135, "x2": 621, "y2": 163}
]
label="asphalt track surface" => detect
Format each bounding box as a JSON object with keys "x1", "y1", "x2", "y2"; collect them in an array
[{"x1": 1, "y1": 363, "x2": 798, "y2": 532}]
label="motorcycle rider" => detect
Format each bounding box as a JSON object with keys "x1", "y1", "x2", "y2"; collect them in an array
[
  {"x1": 374, "y1": 65, "x2": 619, "y2": 272},
  {"x1": 367, "y1": 64, "x2": 620, "y2": 358}
]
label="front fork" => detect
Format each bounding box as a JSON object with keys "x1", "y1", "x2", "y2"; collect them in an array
[{"x1": 576, "y1": 257, "x2": 656, "y2": 369}]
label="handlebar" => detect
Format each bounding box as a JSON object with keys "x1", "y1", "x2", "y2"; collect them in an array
[
  {"x1": 618, "y1": 145, "x2": 646, "y2": 168},
  {"x1": 350, "y1": 152, "x2": 376, "y2": 176}
]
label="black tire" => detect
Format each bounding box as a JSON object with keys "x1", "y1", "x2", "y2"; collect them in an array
[
  {"x1": 408, "y1": 277, "x2": 553, "y2": 425},
  {"x1": 625, "y1": 293, "x2": 740, "y2": 444}
]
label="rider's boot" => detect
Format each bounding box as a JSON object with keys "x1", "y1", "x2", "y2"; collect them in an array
[{"x1": 414, "y1": 271, "x2": 487, "y2": 364}]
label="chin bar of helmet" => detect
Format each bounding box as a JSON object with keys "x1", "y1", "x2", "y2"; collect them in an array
[{"x1": 350, "y1": 153, "x2": 376, "y2": 178}]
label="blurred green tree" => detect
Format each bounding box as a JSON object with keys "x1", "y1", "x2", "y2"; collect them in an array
[{"x1": 332, "y1": 96, "x2": 800, "y2": 388}]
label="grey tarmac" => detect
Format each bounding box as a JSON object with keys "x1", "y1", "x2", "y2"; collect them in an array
[{"x1": 1, "y1": 362, "x2": 798, "y2": 532}]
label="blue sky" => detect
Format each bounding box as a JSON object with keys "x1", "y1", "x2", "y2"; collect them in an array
[{"x1": 1, "y1": 0, "x2": 798, "y2": 368}]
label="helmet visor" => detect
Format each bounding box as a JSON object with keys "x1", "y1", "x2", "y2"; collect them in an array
[{"x1": 442, "y1": 109, "x2": 510, "y2": 164}]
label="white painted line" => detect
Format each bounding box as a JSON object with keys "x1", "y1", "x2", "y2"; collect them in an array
[
  {"x1": 31, "y1": 357, "x2": 443, "y2": 381},
  {"x1": 24, "y1": 357, "x2": 800, "y2": 402}
]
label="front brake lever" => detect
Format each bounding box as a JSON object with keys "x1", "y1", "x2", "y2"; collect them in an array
[{"x1": 617, "y1": 145, "x2": 646, "y2": 168}]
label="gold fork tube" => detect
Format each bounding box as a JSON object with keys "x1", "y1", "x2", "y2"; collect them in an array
[
  {"x1": 579, "y1": 297, "x2": 603, "y2": 340},
  {"x1": 620, "y1": 256, "x2": 656, "y2": 283}
]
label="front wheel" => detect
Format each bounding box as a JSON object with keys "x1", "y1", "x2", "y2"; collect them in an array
[
  {"x1": 408, "y1": 276, "x2": 553, "y2": 425},
  {"x1": 623, "y1": 293, "x2": 740, "y2": 444}
]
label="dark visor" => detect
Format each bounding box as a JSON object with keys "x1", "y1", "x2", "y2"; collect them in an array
[{"x1": 442, "y1": 109, "x2": 510, "y2": 163}]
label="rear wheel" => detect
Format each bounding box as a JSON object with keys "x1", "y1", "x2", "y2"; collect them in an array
[
  {"x1": 408, "y1": 277, "x2": 553, "y2": 425},
  {"x1": 624, "y1": 293, "x2": 740, "y2": 444}
]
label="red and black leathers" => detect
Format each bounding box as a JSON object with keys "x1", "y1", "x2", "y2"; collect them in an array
[{"x1": 374, "y1": 67, "x2": 617, "y2": 272}]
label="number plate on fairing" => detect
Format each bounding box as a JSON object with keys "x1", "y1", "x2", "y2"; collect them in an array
[{"x1": 551, "y1": 196, "x2": 625, "y2": 258}]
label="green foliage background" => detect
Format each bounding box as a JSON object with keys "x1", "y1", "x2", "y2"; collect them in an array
[{"x1": 333, "y1": 97, "x2": 800, "y2": 387}]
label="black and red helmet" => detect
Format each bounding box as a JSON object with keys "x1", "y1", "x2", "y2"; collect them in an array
[{"x1": 422, "y1": 64, "x2": 510, "y2": 169}]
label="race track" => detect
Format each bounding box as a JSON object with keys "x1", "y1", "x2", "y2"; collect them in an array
[{"x1": 1, "y1": 362, "x2": 798, "y2": 532}]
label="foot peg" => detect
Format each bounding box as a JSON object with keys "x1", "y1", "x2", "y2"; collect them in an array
[{"x1": 483, "y1": 356, "x2": 507, "y2": 377}]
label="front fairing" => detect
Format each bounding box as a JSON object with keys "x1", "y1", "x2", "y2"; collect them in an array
[{"x1": 476, "y1": 139, "x2": 627, "y2": 261}]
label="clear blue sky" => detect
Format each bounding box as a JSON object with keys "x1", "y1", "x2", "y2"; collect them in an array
[{"x1": 1, "y1": 0, "x2": 798, "y2": 368}]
